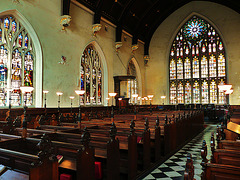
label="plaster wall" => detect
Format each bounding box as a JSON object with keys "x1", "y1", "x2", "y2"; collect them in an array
[
  {"x1": 148, "y1": 1, "x2": 240, "y2": 105},
  {"x1": 0, "y1": 0, "x2": 145, "y2": 107}
]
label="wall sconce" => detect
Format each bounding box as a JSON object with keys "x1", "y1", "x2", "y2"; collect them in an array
[
  {"x1": 92, "y1": 24, "x2": 102, "y2": 36},
  {"x1": 131, "y1": 44, "x2": 138, "y2": 52},
  {"x1": 60, "y1": 15, "x2": 71, "y2": 30},
  {"x1": 144, "y1": 55, "x2": 150, "y2": 65},
  {"x1": 115, "y1": 42, "x2": 123, "y2": 52},
  {"x1": 59, "y1": 56, "x2": 68, "y2": 65}
]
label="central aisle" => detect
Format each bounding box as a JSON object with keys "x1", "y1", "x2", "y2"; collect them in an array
[{"x1": 142, "y1": 125, "x2": 217, "y2": 180}]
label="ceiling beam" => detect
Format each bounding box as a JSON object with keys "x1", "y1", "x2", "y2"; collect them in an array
[
  {"x1": 94, "y1": 0, "x2": 105, "y2": 24},
  {"x1": 62, "y1": 0, "x2": 71, "y2": 15}
]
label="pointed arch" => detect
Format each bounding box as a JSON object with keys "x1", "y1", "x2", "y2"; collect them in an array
[
  {"x1": 127, "y1": 56, "x2": 142, "y2": 101},
  {"x1": 0, "y1": 9, "x2": 42, "y2": 107},
  {"x1": 168, "y1": 13, "x2": 227, "y2": 104},
  {"x1": 80, "y1": 41, "x2": 108, "y2": 105}
]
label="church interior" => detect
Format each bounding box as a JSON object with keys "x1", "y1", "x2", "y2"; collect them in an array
[{"x1": 0, "y1": 0, "x2": 239, "y2": 179}]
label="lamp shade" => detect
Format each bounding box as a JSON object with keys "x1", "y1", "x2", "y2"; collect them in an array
[
  {"x1": 56, "y1": 92, "x2": 63, "y2": 96},
  {"x1": 132, "y1": 94, "x2": 138, "y2": 98},
  {"x1": 106, "y1": 97, "x2": 110, "y2": 100},
  {"x1": 225, "y1": 89, "x2": 233, "y2": 95},
  {"x1": 20, "y1": 86, "x2": 34, "y2": 93},
  {"x1": 69, "y1": 96, "x2": 75, "y2": 99},
  {"x1": 75, "y1": 90, "x2": 85, "y2": 95},
  {"x1": 161, "y1": 96, "x2": 166, "y2": 99},
  {"x1": 43, "y1": 90, "x2": 49, "y2": 94},
  {"x1": 109, "y1": 93, "x2": 117, "y2": 97},
  {"x1": 118, "y1": 98, "x2": 122, "y2": 101},
  {"x1": 218, "y1": 85, "x2": 232, "y2": 91},
  {"x1": 148, "y1": 95, "x2": 154, "y2": 99}
]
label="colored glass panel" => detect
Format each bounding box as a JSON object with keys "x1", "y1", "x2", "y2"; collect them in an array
[
  {"x1": 218, "y1": 54, "x2": 225, "y2": 77},
  {"x1": 184, "y1": 57, "x2": 191, "y2": 79},
  {"x1": 202, "y1": 81, "x2": 208, "y2": 104},
  {"x1": 169, "y1": 15, "x2": 226, "y2": 104},
  {"x1": 177, "y1": 58, "x2": 183, "y2": 79},
  {"x1": 201, "y1": 56, "x2": 208, "y2": 78},
  {"x1": 209, "y1": 54, "x2": 216, "y2": 77},
  {"x1": 170, "y1": 59, "x2": 176, "y2": 80},
  {"x1": 210, "y1": 80, "x2": 217, "y2": 103},
  {"x1": 192, "y1": 57, "x2": 199, "y2": 78},
  {"x1": 81, "y1": 45, "x2": 102, "y2": 105},
  {"x1": 177, "y1": 82, "x2": 184, "y2": 103},
  {"x1": 127, "y1": 60, "x2": 138, "y2": 104},
  {"x1": 185, "y1": 82, "x2": 191, "y2": 104},
  {"x1": 170, "y1": 82, "x2": 176, "y2": 104},
  {"x1": 0, "y1": 46, "x2": 8, "y2": 106},
  {"x1": 218, "y1": 79, "x2": 226, "y2": 104},
  {"x1": 193, "y1": 81, "x2": 200, "y2": 103},
  {"x1": 0, "y1": 15, "x2": 35, "y2": 106}
]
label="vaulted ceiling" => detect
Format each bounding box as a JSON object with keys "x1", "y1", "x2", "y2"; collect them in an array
[{"x1": 68, "y1": 0, "x2": 240, "y2": 55}]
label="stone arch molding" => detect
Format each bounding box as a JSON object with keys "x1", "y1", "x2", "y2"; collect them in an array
[
  {"x1": 0, "y1": 9, "x2": 43, "y2": 107},
  {"x1": 81, "y1": 41, "x2": 108, "y2": 105},
  {"x1": 167, "y1": 12, "x2": 228, "y2": 63},
  {"x1": 127, "y1": 56, "x2": 142, "y2": 98},
  {"x1": 167, "y1": 12, "x2": 228, "y2": 104}
]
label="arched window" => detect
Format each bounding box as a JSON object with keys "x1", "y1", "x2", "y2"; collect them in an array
[
  {"x1": 0, "y1": 15, "x2": 34, "y2": 106},
  {"x1": 127, "y1": 59, "x2": 138, "y2": 104},
  {"x1": 80, "y1": 45, "x2": 102, "y2": 105},
  {"x1": 169, "y1": 15, "x2": 226, "y2": 104}
]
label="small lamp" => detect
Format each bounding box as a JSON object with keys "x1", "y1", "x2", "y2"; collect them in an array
[
  {"x1": 75, "y1": 90, "x2": 85, "y2": 128},
  {"x1": 69, "y1": 96, "x2": 75, "y2": 114},
  {"x1": 161, "y1": 96, "x2": 166, "y2": 105},
  {"x1": 147, "y1": 95, "x2": 154, "y2": 113},
  {"x1": 56, "y1": 92, "x2": 63, "y2": 113},
  {"x1": 43, "y1": 90, "x2": 49, "y2": 109},
  {"x1": 109, "y1": 92, "x2": 117, "y2": 120},
  {"x1": 20, "y1": 86, "x2": 34, "y2": 139}
]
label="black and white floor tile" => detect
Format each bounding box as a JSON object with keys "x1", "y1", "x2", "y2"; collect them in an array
[{"x1": 143, "y1": 125, "x2": 217, "y2": 180}]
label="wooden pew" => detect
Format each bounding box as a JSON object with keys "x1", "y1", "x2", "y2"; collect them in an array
[
  {"x1": 17, "y1": 123, "x2": 121, "y2": 180},
  {"x1": 0, "y1": 135, "x2": 59, "y2": 180},
  {"x1": 201, "y1": 139, "x2": 240, "y2": 180},
  {"x1": 184, "y1": 153, "x2": 194, "y2": 180}
]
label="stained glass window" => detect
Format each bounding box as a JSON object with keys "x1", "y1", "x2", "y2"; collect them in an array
[
  {"x1": 218, "y1": 79, "x2": 226, "y2": 104},
  {"x1": 127, "y1": 59, "x2": 138, "y2": 104},
  {"x1": 201, "y1": 56, "x2": 208, "y2": 78},
  {"x1": 192, "y1": 57, "x2": 199, "y2": 78},
  {"x1": 170, "y1": 59, "x2": 176, "y2": 80},
  {"x1": 184, "y1": 58, "x2": 191, "y2": 79},
  {"x1": 169, "y1": 15, "x2": 226, "y2": 104},
  {"x1": 0, "y1": 15, "x2": 35, "y2": 106},
  {"x1": 218, "y1": 54, "x2": 225, "y2": 77},
  {"x1": 177, "y1": 58, "x2": 183, "y2": 79},
  {"x1": 193, "y1": 81, "x2": 200, "y2": 103},
  {"x1": 177, "y1": 82, "x2": 184, "y2": 103},
  {"x1": 80, "y1": 45, "x2": 102, "y2": 105},
  {"x1": 210, "y1": 80, "x2": 217, "y2": 104},
  {"x1": 170, "y1": 82, "x2": 176, "y2": 104},
  {"x1": 202, "y1": 80, "x2": 208, "y2": 104},
  {"x1": 185, "y1": 82, "x2": 191, "y2": 104}
]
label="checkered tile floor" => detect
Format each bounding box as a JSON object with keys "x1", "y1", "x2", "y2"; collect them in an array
[{"x1": 143, "y1": 125, "x2": 217, "y2": 180}]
